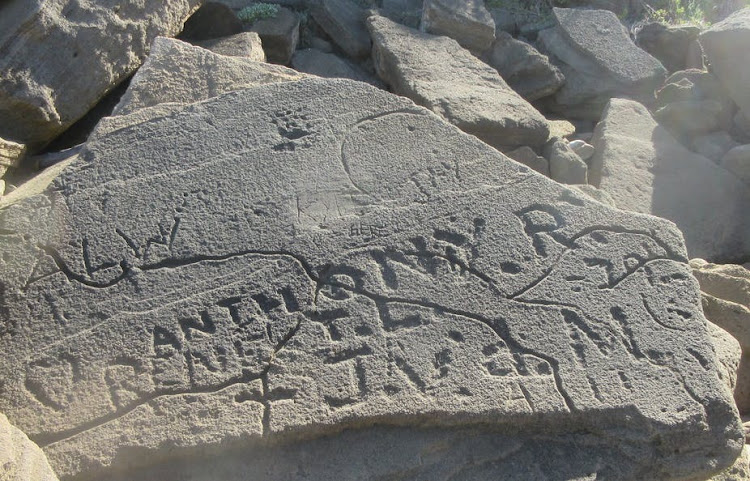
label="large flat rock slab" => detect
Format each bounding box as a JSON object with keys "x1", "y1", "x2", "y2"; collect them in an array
[
  {"x1": 590, "y1": 98, "x2": 750, "y2": 262},
  {"x1": 113, "y1": 37, "x2": 305, "y2": 116},
  {"x1": 367, "y1": 15, "x2": 549, "y2": 150},
  {"x1": 0, "y1": 0, "x2": 202, "y2": 148},
  {"x1": 0, "y1": 412, "x2": 59, "y2": 481},
  {"x1": 0, "y1": 78, "x2": 742, "y2": 480},
  {"x1": 538, "y1": 8, "x2": 667, "y2": 120},
  {"x1": 700, "y1": 8, "x2": 750, "y2": 122}
]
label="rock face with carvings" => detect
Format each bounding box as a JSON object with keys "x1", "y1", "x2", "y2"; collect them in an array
[
  {"x1": 0, "y1": 78, "x2": 742, "y2": 480},
  {"x1": 590, "y1": 98, "x2": 750, "y2": 262},
  {"x1": 0, "y1": 0, "x2": 202, "y2": 148},
  {"x1": 367, "y1": 15, "x2": 550, "y2": 150}
]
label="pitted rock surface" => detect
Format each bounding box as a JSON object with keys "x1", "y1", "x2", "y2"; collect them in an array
[
  {"x1": 0, "y1": 0, "x2": 202, "y2": 148},
  {"x1": 368, "y1": 15, "x2": 550, "y2": 150},
  {"x1": 0, "y1": 78, "x2": 742, "y2": 480}
]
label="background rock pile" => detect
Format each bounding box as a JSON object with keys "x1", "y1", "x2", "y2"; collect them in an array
[{"x1": 1, "y1": 0, "x2": 750, "y2": 480}]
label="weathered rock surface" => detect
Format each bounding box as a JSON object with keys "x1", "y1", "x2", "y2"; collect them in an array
[
  {"x1": 590, "y1": 98, "x2": 750, "y2": 262},
  {"x1": 195, "y1": 32, "x2": 267, "y2": 61},
  {"x1": 112, "y1": 37, "x2": 304, "y2": 116},
  {"x1": 691, "y1": 259, "x2": 750, "y2": 415},
  {"x1": 0, "y1": 138, "x2": 26, "y2": 179},
  {"x1": 654, "y1": 69, "x2": 736, "y2": 138},
  {"x1": 707, "y1": 321, "x2": 742, "y2": 393},
  {"x1": 569, "y1": 184, "x2": 615, "y2": 207},
  {"x1": 291, "y1": 49, "x2": 382, "y2": 87},
  {"x1": 701, "y1": 8, "x2": 750, "y2": 123},
  {"x1": 507, "y1": 146, "x2": 549, "y2": 176},
  {"x1": 722, "y1": 144, "x2": 750, "y2": 186},
  {"x1": 711, "y1": 444, "x2": 750, "y2": 481},
  {"x1": 538, "y1": 8, "x2": 667, "y2": 120},
  {"x1": 367, "y1": 15, "x2": 550, "y2": 150},
  {"x1": 0, "y1": 0, "x2": 202, "y2": 148},
  {"x1": 180, "y1": 2, "x2": 244, "y2": 42},
  {"x1": 250, "y1": 6, "x2": 300, "y2": 65},
  {"x1": 568, "y1": 139, "x2": 595, "y2": 162},
  {"x1": 0, "y1": 412, "x2": 59, "y2": 481},
  {"x1": 544, "y1": 138, "x2": 587, "y2": 184},
  {"x1": 693, "y1": 131, "x2": 740, "y2": 163},
  {"x1": 420, "y1": 0, "x2": 495, "y2": 53},
  {"x1": 381, "y1": 0, "x2": 422, "y2": 28},
  {"x1": 635, "y1": 23, "x2": 701, "y2": 73},
  {"x1": 485, "y1": 32, "x2": 565, "y2": 102},
  {"x1": 310, "y1": 0, "x2": 371, "y2": 59},
  {"x1": 0, "y1": 77, "x2": 743, "y2": 481}
]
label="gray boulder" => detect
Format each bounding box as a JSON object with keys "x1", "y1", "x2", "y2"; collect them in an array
[
  {"x1": 195, "y1": 32, "x2": 267, "y2": 61},
  {"x1": 0, "y1": 138, "x2": 26, "y2": 179},
  {"x1": 506, "y1": 146, "x2": 549, "y2": 176},
  {"x1": 538, "y1": 8, "x2": 667, "y2": 120},
  {"x1": 692, "y1": 131, "x2": 740, "y2": 163},
  {"x1": 0, "y1": 0, "x2": 202, "y2": 148},
  {"x1": 485, "y1": 32, "x2": 565, "y2": 102},
  {"x1": 544, "y1": 138, "x2": 588, "y2": 184},
  {"x1": 722, "y1": 144, "x2": 750, "y2": 186},
  {"x1": 180, "y1": 2, "x2": 244, "y2": 42},
  {"x1": 250, "y1": 6, "x2": 300, "y2": 65},
  {"x1": 590, "y1": 98, "x2": 750, "y2": 262},
  {"x1": 420, "y1": 0, "x2": 495, "y2": 53},
  {"x1": 367, "y1": 15, "x2": 550, "y2": 150},
  {"x1": 381, "y1": 0, "x2": 422, "y2": 28},
  {"x1": 112, "y1": 37, "x2": 304, "y2": 116},
  {"x1": 701, "y1": 8, "x2": 750, "y2": 124},
  {"x1": 291, "y1": 49, "x2": 382, "y2": 87},
  {"x1": 0, "y1": 77, "x2": 742, "y2": 481},
  {"x1": 635, "y1": 22, "x2": 701, "y2": 73},
  {"x1": 654, "y1": 69, "x2": 736, "y2": 137},
  {"x1": 310, "y1": 0, "x2": 371, "y2": 59}
]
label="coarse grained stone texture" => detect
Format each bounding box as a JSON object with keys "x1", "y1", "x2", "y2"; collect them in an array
[
  {"x1": 250, "y1": 6, "x2": 300, "y2": 65},
  {"x1": 309, "y1": 0, "x2": 371, "y2": 59},
  {"x1": 538, "y1": 8, "x2": 667, "y2": 120},
  {"x1": 507, "y1": 146, "x2": 549, "y2": 176},
  {"x1": 710, "y1": 444, "x2": 750, "y2": 481},
  {"x1": 291, "y1": 49, "x2": 382, "y2": 87},
  {"x1": 194, "y1": 32, "x2": 267, "y2": 61},
  {"x1": 420, "y1": 0, "x2": 495, "y2": 53},
  {"x1": 0, "y1": 412, "x2": 59, "y2": 481},
  {"x1": 0, "y1": 138, "x2": 26, "y2": 178},
  {"x1": 691, "y1": 259, "x2": 750, "y2": 415},
  {"x1": 367, "y1": 15, "x2": 550, "y2": 150},
  {"x1": 0, "y1": 78, "x2": 743, "y2": 480},
  {"x1": 590, "y1": 98, "x2": 750, "y2": 262},
  {"x1": 707, "y1": 321, "x2": 742, "y2": 393},
  {"x1": 701, "y1": 8, "x2": 750, "y2": 123},
  {"x1": 635, "y1": 23, "x2": 701, "y2": 73},
  {"x1": 544, "y1": 138, "x2": 588, "y2": 185},
  {"x1": 112, "y1": 37, "x2": 304, "y2": 116},
  {"x1": 0, "y1": 0, "x2": 202, "y2": 148},
  {"x1": 485, "y1": 32, "x2": 564, "y2": 102},
  {"x1": 722, "y1": 144, "x2": 750, "y2": 186}
]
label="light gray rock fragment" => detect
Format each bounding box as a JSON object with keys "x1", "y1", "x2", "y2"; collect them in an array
[
  {"x1": 112, "y1": 37, "x2": 304, "y2": 116},
  {"x1": 310, "y1": 0, "x2": 371, "y2": 59},
  {"x1": 544, "y1": 138, "x2": 587, "y2": 184},
  {"x1": 506, "y1": 146, "x2": 549, "y2": 176},
  {"x1": 0, "y1": 0, "x2": 202, "y2": 148},
  {"x1": 0, "y1": 413, "x2": 59, "y2": 481},
  {"x1": 420, "y1": 0, "x2": 495, "y2": 53},
  {"x1": 701, "y1": 8, "x2": 750, "y2": 126},
  {"x1": 485, "y1": 32, "x2": 564, "y2": 102},
  {"x1": 0, "y1": 78, "x2": 742, "y2": 481},
  {"x1": 590, "y1": 98, "x2": 750, "y2": 261},
  {"x1": 250, "y1": 6, "x2": 300, "y2": 65},
  {"x1": 195, "y1": 32, "x2": 267, "y2": 61},
  {"x1": 0, "y1": 138, "x2": 26, "y2": 178},
  {"x1": 367, "y1": 15, "x2": 550, "y2": 150},
  {"x1": 538, "y1": 8, "x2": 667, "y2": 120},
  {"x1": 568, "y1": 139, "x2": 595, "y2": 161}
]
